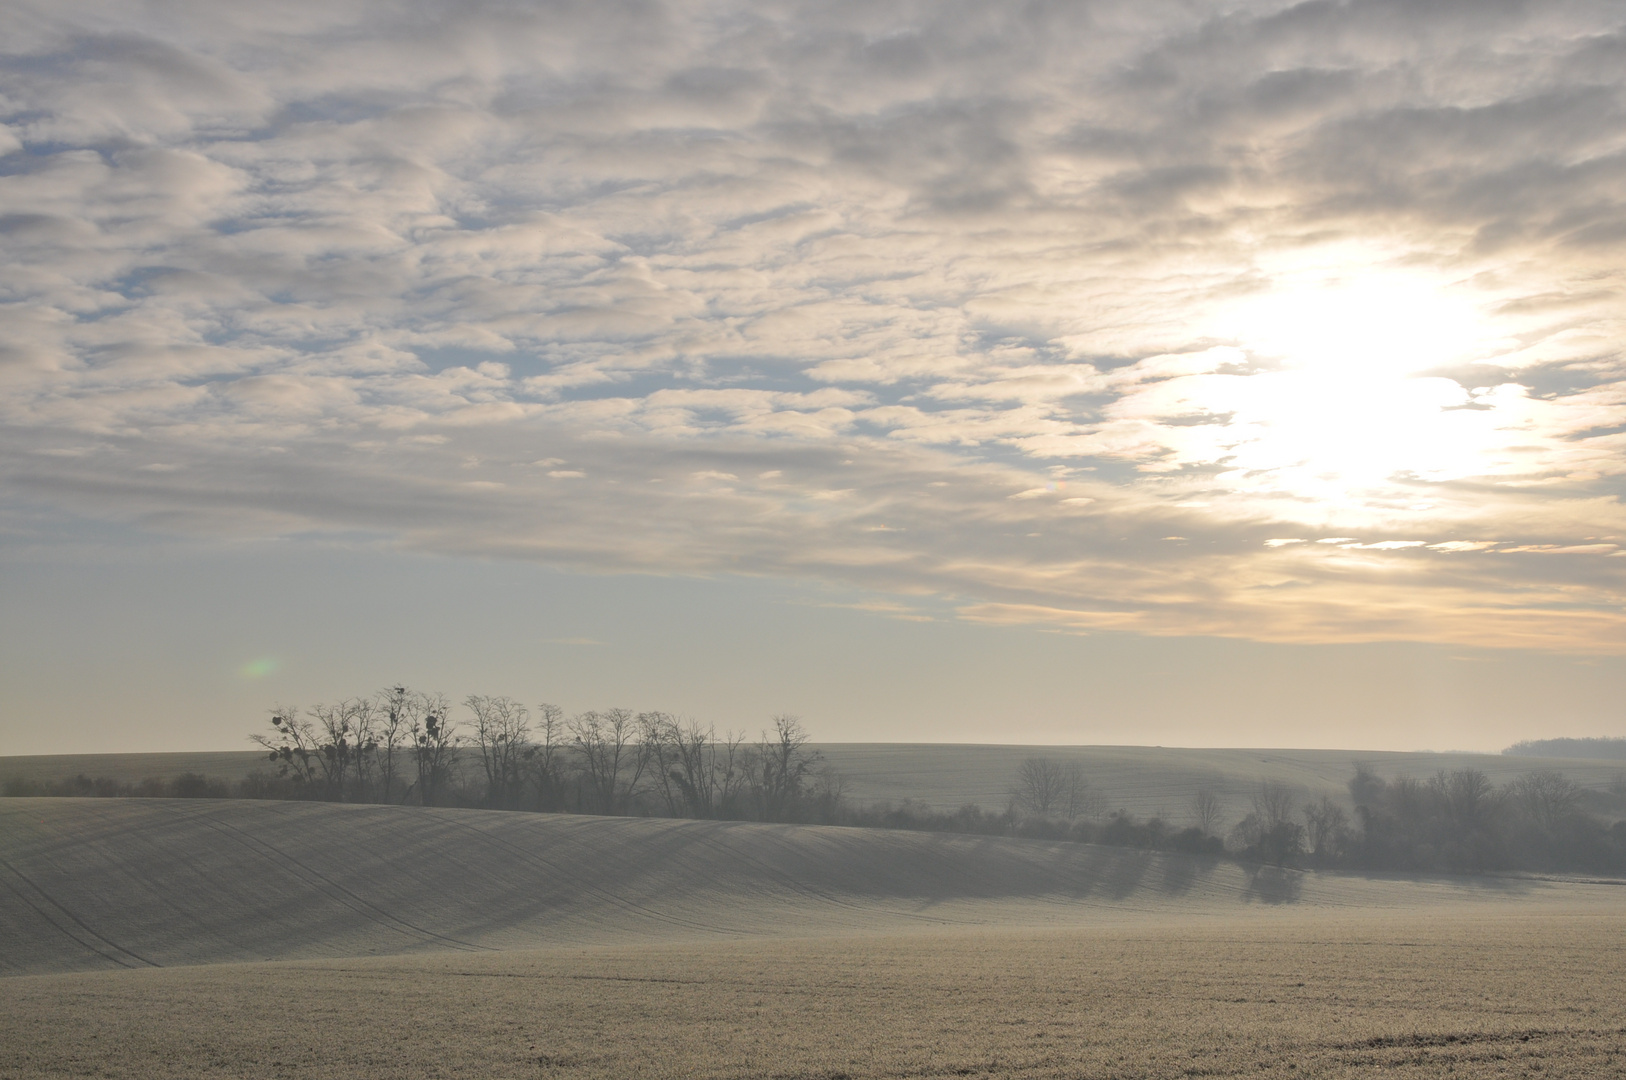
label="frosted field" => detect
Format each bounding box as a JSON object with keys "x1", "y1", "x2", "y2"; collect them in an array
[
  {"x1": 5, "y1": 914, "x2": 1625, "y2": 1078},
  {"x1": 2, "y1": 799, "x2": 1623, "y2": 1078}
]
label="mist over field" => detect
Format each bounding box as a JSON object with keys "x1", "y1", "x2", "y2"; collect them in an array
[
  {"x1": 4, "y1": 784, "x2": 1626, "y2": 1077},
  {"x1": 5, "y1": 717, "x2": 1626, "y2": 1075}
]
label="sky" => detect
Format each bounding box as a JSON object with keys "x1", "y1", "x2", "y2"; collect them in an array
[{"x1": 3, "y1": 0, "x2": 1626, "y2": 754}]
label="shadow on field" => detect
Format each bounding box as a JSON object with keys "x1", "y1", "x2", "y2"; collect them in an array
[
  {"x1": 1156, "y1": 849, "x2": 1216, "y2": 897},
  {"x1": 1242, "y1": 866, "x2": 1304, "y2": 905}
]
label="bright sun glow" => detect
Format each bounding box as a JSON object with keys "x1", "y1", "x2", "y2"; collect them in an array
[
  {"x1": 1230, "y1": 273, "x2": 1484, "y2": 378},
  {"x1": 1201, "y1": 267, "x2": 1504, "y2": 498}
]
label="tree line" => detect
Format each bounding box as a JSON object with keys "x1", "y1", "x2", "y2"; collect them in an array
[
  {"x1": 1216, "y1": 766, "x2": 1626, "y2": 873},
  {"x1": 246, "y1": 686, "x2": 842, "y2": 823},
  {"x1": 1503, "y1": 736, "x2": 1626, "y2": 760},
  {"x1": 7, "y1": 694, "x2": 1624, "y2": 874},
  {"x1": 835, "y1": 756, "x2": 1626, "y2": 874}
]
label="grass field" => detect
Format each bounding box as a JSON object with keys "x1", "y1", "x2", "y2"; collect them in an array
[
  {"x1": 6, "y1": 744, "x2": 1625, "y2": 823},
  {"x1": 3, "y1": 799, "x2": 1624, "y2": 1077},
  {"x1": 4, "y1": 913, "x2": 1624, "y2": 1078}
]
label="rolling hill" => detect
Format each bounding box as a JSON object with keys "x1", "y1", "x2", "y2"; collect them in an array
[{"x1": 3, "y1": 798, "x2": 1615, "y2": 977}]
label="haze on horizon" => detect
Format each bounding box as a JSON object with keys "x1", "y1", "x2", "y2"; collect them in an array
[{"x1": 4, "y1": 0, "x2": 1626, "y2": 755}]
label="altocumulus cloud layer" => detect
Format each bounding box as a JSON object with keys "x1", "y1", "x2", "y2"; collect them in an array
[{"x1": 4, "y1": 0, "x2": 1626, "y2": 650}]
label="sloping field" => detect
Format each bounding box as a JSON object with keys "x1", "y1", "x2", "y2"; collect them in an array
[{"x1": 2, "y1": 799, "x2": 1615, "y2": 978}]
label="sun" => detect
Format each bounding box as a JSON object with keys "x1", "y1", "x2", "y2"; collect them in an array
[
  {"x1": 1229, "y1": 271, "x2": 1484, "y2": 379},
  {"x1": 1203, "y1": 265, "x2": 1501, "y2": 498}
]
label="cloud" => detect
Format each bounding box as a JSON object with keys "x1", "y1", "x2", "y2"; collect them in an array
[{"x1": 3, "y1": 0, "x2": 1626, "y2": 652}]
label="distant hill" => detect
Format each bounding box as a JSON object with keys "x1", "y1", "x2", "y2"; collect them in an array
[
  {"x1": 8, "y1": 745, "x2": 1626, "y2": 826},
  {"x1": 1503, "y1": 737, "x2": 1626, "y2": 760}
]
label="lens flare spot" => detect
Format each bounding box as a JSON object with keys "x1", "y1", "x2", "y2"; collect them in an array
[{"x1": 239, "y1": 657, "x2": 281, "y2": 679}]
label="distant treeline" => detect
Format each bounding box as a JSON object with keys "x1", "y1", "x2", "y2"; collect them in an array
[
  {"x1": 1334, "y1": 766, "x2": 1626, "y2": 873},
  {"x1": 845, "y1": 760, "x2": 1626, "y2": 874},
  {"x1": 1219, "y1": 767, "x2": 1626, "y2": 874},
  {"x1": 1503, "y1": 737, "x2": 1626, "y2": 760},
  {"x1": 6, "y1": 688, "x2": 1625, "y2": 876}
]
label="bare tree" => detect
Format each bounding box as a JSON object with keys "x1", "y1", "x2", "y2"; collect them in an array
[
  {"x1": 374, "y1": 685, "x2": 422, "y2": 805},
  {"x1": 1190, "y1": 788, "x2": 1223, "y2": 835},
  {"x1": 409, "y1": 693, "x2": 457, "y2": 806},
  {"x1": 251, "y1": 706, "x2": 324, "y2": 790},
  {"x1": 1511, "y1": 770, "x2": 1580, "y2": 831},
  {"x1": 1348, "y1": 763, "x2": 1386, "y2": 808},
  {"x1": 466, "y1": 695, "x2": 531, "y2": 808},
  {"x1": 252, "y1": 700, "x2": 374, "y2": 800},
  {"x1": 1389, "y1": 775, "x2": 1429, "y2": 832},
  {"x1": 307, "y1": 698, "x2": 377, "y2": 801},
  {"x1": 642, "y1": 712, "x2": 684, "y2": 817},
  {"x1": 644, "y1": 712, "x2": 696, "y2": 817},
  {"x1": 352, "y1": 698, "x2": 380, "y2": 799},
  {"x1": 1302, "y1": 795, "x2": 1349, "y2": 861},
  {"x1": 756, "y1": 714, "x2": 817, "y2": 821},
  {"x1": 527, "y1": 703, "x2": 567, "y2": 811},
  {"x1": 1228, "y1": 779, "x2": 1305, "y2": 864},
  {"x1": 1013, "y1": 757, "x2": 1068, "y2": 817},
  {"x1": 570, "y1": 708, "x2": 647, "y2": 815},
  {"x1": 1059, "y1": 760, "x2": 1104, "y2": 820},
  {"x1": 644, "y1": 716, "x2": 752, "y2": 820},
  {"x1": 1430, "y1": 768, "x2": 1503, "y2": 835},
  {"x1": 807, "y1": 762, "x2": 847, "y2": 822},
  {"x1": 1253, "y1": 779, "x2": 1298, "y2": 830},
  {"x1": 712, "y1": 728, "x2": 750, "y2": 818}
]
